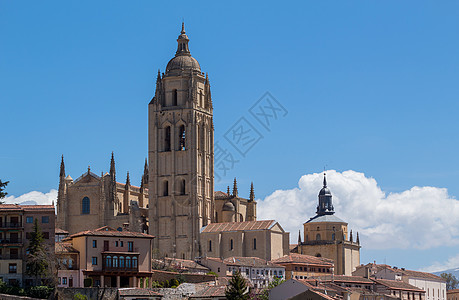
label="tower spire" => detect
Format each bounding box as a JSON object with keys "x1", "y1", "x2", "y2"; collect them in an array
[
  {"x1": 323, "y1": 172, "x2": 327, "y2": 188},
  {"x1": 232, "y1": 178, "x2": 238, "y2": 197},
  {"x1": 356, "y1": 232, "x2": 360, "y2": 245},
  {"x1": 317, "y1": 172, "x2": 334, "y2": 216},
  {"x1": 125, "y1": 171, "x2": 130, "y2": 187},
  {"x1": 143, "y1": 158, "x2": 149, "y2": 186},
  {"x1": 249, "y1": 182, "x2": 255, "y2": 202},
  {"x1": 298, "y1": 230, "x2": 302, "y2": 244},
  {"x1": 110, "y1": 152, "x2": 116, "y2": 179},
  {"x1": 59, "y1": 155, "x2": 65, "y2": 178},
  {"x1": 227, "y1": 186, "x2": 231, "y2": 197},
  {"x1": 176, "y1": 22, "x2": 190, "y2": 56}
]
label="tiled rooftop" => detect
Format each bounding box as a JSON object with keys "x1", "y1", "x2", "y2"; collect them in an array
[{"x1": 201, "y1": 220, "x2": 276, "y2": 233}]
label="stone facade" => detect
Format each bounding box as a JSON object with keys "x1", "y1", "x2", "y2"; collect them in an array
[{"x1": 56, "y1": 154, "x2": 149, "y2": 235}]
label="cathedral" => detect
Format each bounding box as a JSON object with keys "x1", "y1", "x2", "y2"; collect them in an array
[
  {"x1": 56, "y1": 24, "x2": 358, "y2": 268},
  {"x1": 56, "y1": 23, "x2": 263, "y2": 260}
]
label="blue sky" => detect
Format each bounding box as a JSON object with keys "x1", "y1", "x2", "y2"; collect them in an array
[{"x1": 1, "y1": 1, "x2": 459, "y2": 271}]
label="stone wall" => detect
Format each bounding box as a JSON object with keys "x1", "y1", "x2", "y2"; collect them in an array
[
  {"x1": 56, "y1": 287, "x2": 118, "y2": 300},
  {"x1": 0, "y1": 294, "x2": 42, "y2": 300},
  {"x1": 151, "y1": 270, "x2": 216, "y2": 284}
]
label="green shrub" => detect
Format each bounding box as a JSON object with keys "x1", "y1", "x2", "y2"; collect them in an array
[
  {"x1": 73, "y1": 292, "x2": 88, "y2": 300},
  {"x1": 26, "y1": 286, "x2": 53, "y2": 299},
  {"x1": 170, "y1": 278, "x2": 179, "y2": 287}
]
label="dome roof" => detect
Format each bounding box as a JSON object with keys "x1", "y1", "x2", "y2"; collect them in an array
[
  {"x1": 222, "y1": 201, "x2": 235, "y2": 211},
  {"x1": 166, "y1": 55, "x2": 201, "y2": 73},
  {"x1": 319, "y1": 187, "x2": 331, "y2": 196}
]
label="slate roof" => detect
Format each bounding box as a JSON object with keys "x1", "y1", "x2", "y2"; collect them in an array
[
  {"x1": 305, "y1": 214, "x2": 346, "y2": 224},
  {"x1": 201, "y1": 220, "x2": 276, "y2": 233},
  {"x1": 189, "y1": 285, "x2": 226, "y2": 298},
  {"x1": 69, "y1": 226, "x2": 154, "y2": 239},
  {"x1": 373, "y1": 279, "x2": 425, "y2": 292},
  {"x1": 272, "y1": 253, "x2": 334, "y2": 266}
]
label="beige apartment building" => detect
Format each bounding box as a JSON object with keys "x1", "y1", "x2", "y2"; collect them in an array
[
  {"x1": 60, "y1": 226, "x2": 154, "y2": 288},
  {"x1": 0, "y1": 204, "x2": 55, "y2": 286},
  {"x1": 271, "y1": 253, "x2": 334, "y2": 280}
]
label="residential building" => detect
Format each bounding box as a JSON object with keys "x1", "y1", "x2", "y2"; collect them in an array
[
  {"x1": 200, "y1": 220, "x2": 289, "y2": 261},
  {"x1": 0, "y1": 204, "x2": 55, "y2": 287},
  {"x1": 61, "y1": 226, "x2": 154, "y2": 288},
  {"x1": 354, "y1": 263, "x2": 446, "y2": 300},
  {"x1": 56, "y1": 242, "x2": 79, "y2": 288},
  {"x1": 294, "y1": 174, "x2": 360, "y2": 275},
  {"x1": 271, "y1": 253, "x2": 334, "y2": 280},
  {"x1": 198, "y1": 256, "x2": 285, "y2": 289},
  {"x1": 447, "y1": 289, "x2": 459, "y2": 300},
  {"x1": 373, "y1": 279, "x2": 425, "y2": 300}
]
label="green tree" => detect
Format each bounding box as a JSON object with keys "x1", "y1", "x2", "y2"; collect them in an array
[
  {"x1": 0, "y1": 180, "x2": 9, "y2": 202},
  {"x1": 26, "y1": 219, "x2": 48, "y2": 286},
  {"x1": 225, "y1": 270, "x2": 249, "y2": 300},
  {"x1": 441, "y1": 273, "x2": 459, "y2": 290}
]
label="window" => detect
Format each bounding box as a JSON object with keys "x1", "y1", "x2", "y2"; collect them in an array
[
  {"x1": 126, "y1": 257, "x2": 132, "y2": 268},
  {"x1": 62, "y1": 277, "x2": 67, "y2": 285},
  {"x1": 42, "y1": 216, "x2": 49, "y2": 223},
  {"x1": 172, "y1": 89, "x2": 177, "y2": 106},
  {"x1": 230, "y1": 239, "x2": 233, "y2": 250},
  {"x1": 165, "y1": 126, "x2": 171, "y2": 151},
  {"x1": 92, "y1": 257, "x2": 97, "y2": 265},
  {"x1": 128, "y1": 241, "x2": 133, "y2": 252},
  {"x1": 316, "y1": 234, "x2": 321, "y2": 241},
  {"x1": 26, "y1": 216, "x2": 33, "y2": 223},
  {"x1": 92, "y1": 240, "x2": 97, "y2": 248},
  {"x1": 179, "y1": 125, "x2": 186, "y2": 150},
  {"x1": 82, "y1": 197, "x2": 90, "y2": 214},
  {"x1": 119, "y1": 256, "x2": 125, "y2": 268},
  {"x1": 9, "y1": 264, "x2": 17, "y2": 273},
  {"x1": 163, "y1": 181, "x2": 169, "y2": 196},
  {"x1": 208, "y1": 240, "x2": 212, "y2": 252},
  {"x1": 105, "y1": 256, "x2": 112, "y2": 267},
  {"x1": 115, "y1": 241, "x2": 118, "y2": 247},
  {"x1": 113, "y1": 256, "x2": 118, "y2": 268},
  {"x1": 332, "y1": 233, "x2": 336, "y2": 240},
  {"x1": 253, "y1": 238, "x2": 257, "y2": 250},
  {"x1": 120, "y1": 241, "x2": 123, "y2": 247},
  {"x1": 180, "y1": 179, "x2": 186, "y2": 195}
]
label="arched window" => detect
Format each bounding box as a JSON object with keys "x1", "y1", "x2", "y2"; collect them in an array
[
  {"x1": 126, "y1": 257, "x2": 131, "y2": 269},
  {"x1": 82, "y1": 197, "x2": 90, "y2": 214},
  {"x1": 317, "y1": 226, "x2": 320, "y2": 231},
  {"x1": 165, "y1": 126, "x2": 171, "y2": 151},
  {"x1": 172, "y1": 89, "x2": 177, "y2": 106},
  {"x1": 306, "y1": 235, "x2": 309, "y2": 241},
  {"x1": 199, "y1": 91, "x2": 203, "y2": 107},
  {"x1": 316, "y1": 234, "x2": 321, "y2": 241},
  {"x1": 316, "y1": 253, "x2": 322, "y2": 258},
  {"x1": 182, "y1": 253, "x2": 185, "y2": 259},
  {"x1": 180, "y1": 179, "x2": 186, "y2": 195},
  {"x1": 230, "y1": 239, "x2": 234, "y2": 250},
  {"x1": 209, "y1": 240, "x2": 212, "y2": 252},
  {"x1": 253, "y1": 238, "x2": 257, "y2": 250},
  {"x1": 179, "y1": 125, "x2": 186, "y2": 150},
  {"x1": 132, "y1": 257, "x2": 138, "y2": 268},
  {"x1": 106, "y1": 256, "x2": 112, "y2": 268},
  {"x1": 163, "y1": 181, "x2": 168, "y2": 196},
  {"x1": 119, "y1": 256, "x2": 125, "y2": 268},
  {"x1": 113, "y1": 256, "x2": 118, "y2": 268},
  {"x1": 332, "y1": 233, "x2": 336, "y2": 241}
]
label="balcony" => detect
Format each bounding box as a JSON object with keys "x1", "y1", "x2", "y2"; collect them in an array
[
  {"x1": 0, "y1": 239, "x2": 23, "y2": 245},
  {"x1": 102, "y1": 253, "x2": 139, "y2": 273},
  {"x1": 0, "y1": 223, "x2": 23, "y2": 229},
  {"x1": 0, "y1": 254, "x2": 22, "y2": 260}
]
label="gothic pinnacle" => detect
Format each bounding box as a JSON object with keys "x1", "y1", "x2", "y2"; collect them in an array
[
  {"x1": 126, "y1": 171, "x2": 130, "y2": 186},
  {"x1": 249, "y1": 182, "x2": 255, "y2": 202},
  {"x1": 227, "y1": 186, "x2": 230, "y2": 197},
  {"x1": 60, "y1": 155, "x2": 65, "y2": 178},
  {"x1": 232, "y1": 178, "x2": 238, "y2": 197},
  {"x1": 298, "y1": 230, "x2": 302, "y2": 244}
]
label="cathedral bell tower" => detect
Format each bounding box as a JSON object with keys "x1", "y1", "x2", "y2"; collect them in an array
[{"x1": 148, "y1": 24, "x2": 214, "y2": 260}]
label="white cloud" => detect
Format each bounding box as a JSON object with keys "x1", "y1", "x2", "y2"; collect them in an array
[
  {"x1": 420, "y1": 253, "x2": 459, "y2": 273},
  {"x1": 2, "y1": 189, "x2": 57, "y2": 206},
  {"x1": 257, "y1": 170, "x2": 459, "y2": 250}
]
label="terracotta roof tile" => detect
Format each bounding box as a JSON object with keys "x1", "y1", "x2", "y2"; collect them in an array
[
  {"x1": 223, "y1": 257, "x2": 282, "y2": 268},
  {"x1": 118, "y1": 288, "x2": 163, "y2": 296},
  {"x1": 190, "y1": 285, "x2": 226, "y2": 298},
  {"x1": 0, "y1": 204, "x2": 55, "y2": 211},
  {"x1": 373, "y1": 279, "x2": 425, "y2": 292},
  {"x1": 55, "y1": 242, "x2": 79, "y2": 254},
  {"x1": 69, "y1": 226, "x2": 154, "y2": 239},
  {"x1": 164, "y1": 258, "x2": 210, "y2": 271},
  {"x1": 311, "y1": 275, "x2": 374, "y2": 284},
  {"x1": 201, "y1": 220, "x2": 276, "y2": 233},
  {"x1": 271, "y1": 253, "x2": 334, "y2": 266}
]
